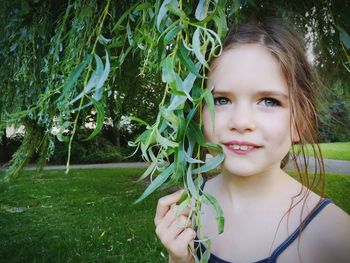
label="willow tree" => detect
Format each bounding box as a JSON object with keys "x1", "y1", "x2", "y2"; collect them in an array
[
  {"x1": 1, "y1": 0, "x2": 349, "y2": 261},
  {"x1": 0, "y1": 0, "x2": 227, "y2": 259}
]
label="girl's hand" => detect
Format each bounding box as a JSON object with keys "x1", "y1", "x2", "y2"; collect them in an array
[{"x1": 154, "y1": 190, "x2": 196, "y2": 263}]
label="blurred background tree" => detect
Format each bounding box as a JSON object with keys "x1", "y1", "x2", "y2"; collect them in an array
[{"x1": 0, "y1": 0, "x2": 349, "y2": 180}]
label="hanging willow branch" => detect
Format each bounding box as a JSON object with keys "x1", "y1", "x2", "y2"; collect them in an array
[{"x1": 123, "y1": 1, "x2": 231, "y2": 261}]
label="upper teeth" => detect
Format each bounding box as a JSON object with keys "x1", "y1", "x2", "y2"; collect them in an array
[{"x1": 231, "y1": 145, "x2": 252, "y2": 150}]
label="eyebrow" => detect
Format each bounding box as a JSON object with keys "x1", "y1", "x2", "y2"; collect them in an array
[
  {"x1": 257, "y1": 91, "x2": 289, "y2": 100},
  {"x1": 212, "y1": 90, "x2": 289, "y2": 100}
]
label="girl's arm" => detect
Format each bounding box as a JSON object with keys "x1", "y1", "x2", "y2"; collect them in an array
[{"x1": 154, "y1": 190, "x2": 196, "y2": 263}]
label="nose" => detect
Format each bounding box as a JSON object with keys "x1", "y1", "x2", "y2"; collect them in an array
[{"x1": 227, "y1": 103, "x2": 256, "y2": 133}]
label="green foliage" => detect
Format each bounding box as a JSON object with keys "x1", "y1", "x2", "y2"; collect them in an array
[{"x1": 121, "y1": 3, "x2": 232, "y2": 258}]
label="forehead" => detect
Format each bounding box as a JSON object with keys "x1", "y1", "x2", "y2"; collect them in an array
[{"x1": 209, "y1": 44, "x2": 288, "y2": 94}]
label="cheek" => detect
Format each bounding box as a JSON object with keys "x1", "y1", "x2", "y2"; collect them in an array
[{"x1": 260, "y1": 112, "x2": 292, "y2": 142}]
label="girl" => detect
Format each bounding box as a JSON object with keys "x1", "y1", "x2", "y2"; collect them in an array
[{"x1": 154, "y1": 19, "x2": 350, "y2": 263}]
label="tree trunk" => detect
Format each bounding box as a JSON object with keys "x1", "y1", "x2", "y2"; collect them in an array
[{"x1": 5, "y1": 120, "x2": 44, "y2": 181}]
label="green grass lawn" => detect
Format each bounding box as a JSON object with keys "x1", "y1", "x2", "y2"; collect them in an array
[
  {"x1": 0, "y1": 168, "x2": 349, "y2": 262},
  {"x1": 0, "y1": 168, "x2": 171, "y2": 263},
  {"x1": 318, "y1": 142, "x2": 350, "y2": 161},
  {"x1": 293, "y1": 142, "x2": 350, "y2": 161}
]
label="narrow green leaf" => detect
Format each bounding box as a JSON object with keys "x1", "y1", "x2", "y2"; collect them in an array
[
  {"x1": 156, "y1": 0, "x2": 173, "y2": 30},
  {"x1": 186, "y1": 166, "x2": 199, "y2": 198},
  {"x1": 192, "y1": 152, "x2": 224, "y2": 174},
  {"x1": 134, "y1": 163, "x2": 175, "y2": 204},
  {"x1": 59, "y1": 55, "x2": 91, "y2": 101},
  {"x1": 183, "y1": 70, "x2": 197, "y2": 94},
  {"x1": 162, "y1": 56, "x2": 176, "y2": 83},
  {"x1": 178, "y1": 41, "x2": 201, "y2": 77},
  {"x1": 133, "y1": 2, "x2": 152, "y2": 13},
  {"x1": 68, "y1": 71, "x2": 98, "y2": 105},
  {"x1": 192, "y1": 28, "x2": 209, "y2": 68},
  {"x1": 137, "y1": 162, "x2": 156, "y2": 182},
  {"x1": 336, "y1": 25, "x2": 350, "y2": 49},
  {"x1": 94, "y1": 50, "x2": 110, "y2": 101},
  {"x1": 98, "y1": 34, "x2": 112, "y2": 45},
  {"x1": 205, "y1": 142, "x2": 222, "y2": 152},
  {"x1": 184, "y1": 138, "x2": 204, "y2": 164},
  {"x1": 135, "y1": 129, "x2": 152, "y2": 144},
  {"x1": 195, "y1": 0, "x2": 207, "y2": 21},
  {"x1": 203, "y1": 86, "x2": 215, "y2": 132},
  {"x1": 177, "y1": 190, "x2": 188, "y2": 205},
  {"x1": 156, "y1": 131, "x2": 178, "y2": 148},
  {"x1": 57, "y1": 133, "x2": 70, "y2": 143},
  {"x1": 126, "y1": 22, "x2": 133, "y2": 45},
  {"x1": 112, "y1": 2, "x2": 140, "y2": 31},
  {"x1": 173, "y1": 112, "x2": 186, "y2": 181},
  {"x1": 173, "y1": 73, "x2": 184, "y2": 93},
  {"x1": 167, "y1": 94, "x2": 187, "y2": 111},
  {"x1": 69, "y1": 101, "x2": 93, "y2": 112},
  {"x1": 170, "y1": 88, "x2": 187, "y2": 96},
  {"x1": 83, "y1": 98, "x2": 105, "y2": 141},
  {"x1": 118, "y1": 45, "x2": 132, "y2": 66},
  {"x1": 157, "y1": 34, "x2": 166, "y2": 62},
  {"x1": 164, "y1": 24, "x2": 183, "y2": 44},
  {"x1": 166, "y1": 2, "x2": 186, "y2": 19},
  {"x1": 129, "y1": 116, "x2": 150, "y2": 126},
  {"x1": 173, "y1": 145, "x2": 186, "y2": 182},
  {"x1": 176, "y1": 196, "x2": 190, "y2": 217},
  {"x1": 176, "y1": 110, "x2": 186, "y2": 141},
  {"x1": 213, "y1": 9, "x2": 228, "y2": 39},
  {"x1": 187, "y1": 121, "x2": 206, "y2": 146},
  {"x1": 160, "y1": 106, "x2": 179, "y2": 127},
  {"x1": 201, "y1": 243, "x2": 212, "y2": 261},
  {"x1": 203, "y1": 191, "x2": 225, "y2": 234}
]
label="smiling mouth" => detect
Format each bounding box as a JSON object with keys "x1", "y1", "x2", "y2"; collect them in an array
[
  {"x1": 228, "y1": 145, "x2": 254, "y2": 151},
  {"x1": 223, "y1": 141, "x2": 262, "y2": 154}
]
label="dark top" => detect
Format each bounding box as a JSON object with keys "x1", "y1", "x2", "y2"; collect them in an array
[{"x1": 195, "y1": 181, "x2": 332, "y2": 263}]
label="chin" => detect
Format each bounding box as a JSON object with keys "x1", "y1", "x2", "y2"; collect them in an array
[{"x1": 221, "y1": 163, "x2": 261, "y2": 177}]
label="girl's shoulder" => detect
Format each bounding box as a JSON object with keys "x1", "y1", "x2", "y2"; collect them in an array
[
  {"x1": 304, "y1": 201, "x2": 350, "y2": 261},
  {"x1": 201, "y1": 175, "x2": 350, "y2": 262}
]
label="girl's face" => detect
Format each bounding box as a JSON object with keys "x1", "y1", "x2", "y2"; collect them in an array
[{"x1": 203, "y1": 44, "x2": 297, "y2": 177}]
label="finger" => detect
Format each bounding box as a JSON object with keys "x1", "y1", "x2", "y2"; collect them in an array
[
  {"x1": 175, "y1": 203, "x2": 191, "y2": 218},
  {"x1": 154, "y1": 189, "x2": 184, "y2": 226},
  {"x1": 167, "y1": 215, "x2": 192, "y2": 239},
  {"x1": 171, "y1": 228, "x2": 197, "y2": 256},
  {"x1": 157, "y1": 204, "x2": 178, "y2": 230}
]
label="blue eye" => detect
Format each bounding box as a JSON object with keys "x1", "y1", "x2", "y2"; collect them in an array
[
  {"x1": 259, "y1": 98, "x2": 280, "y2": 107},
  {"x1": 214, "y1": 97, "x2": 230, "y2": 106}
]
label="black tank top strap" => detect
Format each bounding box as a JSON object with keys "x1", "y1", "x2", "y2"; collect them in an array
[
  {"x1": 268, "y1": 198, "x2": 332, "y2": 261},
  {"x1": 200, "y1": 179, "x2": 207, "y2": 192}
]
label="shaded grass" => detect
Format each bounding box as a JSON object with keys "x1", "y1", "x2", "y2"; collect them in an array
[
  {"x1": 293, "y1": 142, "x2": 350, "y2": 161},
  {"x1": 0, "y1": 168, "x2": 349, "y2": 262},
  {"x1": 0, "y1": 168, "x2": 170, "y2": 263}
]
